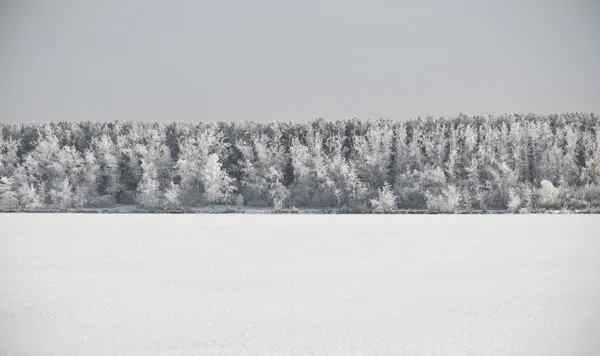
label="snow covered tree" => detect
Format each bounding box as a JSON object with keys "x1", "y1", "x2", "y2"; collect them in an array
[
  {"x1": 326, "y1": 140, "x2": 368, "y2": 209},
  {"x1": 163, "y1": 182, "x2": 182, "y2": 209},
  {"x1": 406, "y1": 124, "x2": 424, "y2": 172},
  {"x1": 537, "y1": 179, "x2": 560, "y2": 209},
  {"x1": 289, "y1": 130, "x2": 328, "y2": 207},
  {"x1": 0, "y1": 176, "x2": 18, "y2": 211},
  {"x1": 1, "y1": 113, "x2": 599, "y2": 212},
  {"x1": 134, "y1": 126, "x2": 173, "y2": 193},
  {"x1": 203, "y1": 153, "x2": 236, "y2": 206},
  {"x1": 93, "y1": 134, "x2": 120, "y2": 203},
  {"x1": 508, "y1": 121, "x2": 528, "y2": 182},
  {"x1": 488, "y1": 162, "x2": 519, "y2": 209},
  {"x1": 590, "y1": 125, "x2": 600, "y2": 185},
  {"x1": 396, "y1": 166, "x2": 447, "y2": 210},
  {"x1": 50, "y1": 178, "x2": 74, "y2": 210},
  {"x1": 540, "y1": 135, "x2": 563, "y2": 185},
  {"x1": 27, "y1": 127, "x2": 62, "y2": 203},
  {"x1": 0, "y1": 134, "x2": 19, "y2": 178},
  {"x1": 370, "y1": 182, "x2": 396, "y2": 213},
  {"x1": 80, "y1": 151, "x2": 99, "y2": 202},
  {"x1": 464, "y1": 156, "x2": 484, "y2": 210},
  {"x1": 426, "y1": 185, "x2": 461, "y2": 213},
  {"x1": 579, "y1": 129, "x2": 598, "y2": 186},
  {"x1": 445, "y1": 125, "x2": 459, "y2": 182},
  {"x1": 394, "y1": 123, "x2": 409, "y2": 176},
  {"x1": 507, "y1": 188, "x2": 522, "y2": 213},
  {"x1": 17, "y1": 183, "x2": 41, "y2": 210},
  {"x1": 137, "y1": 159, "x2": 161, "y2": 209},
  {"x1": 560, "y1": 124, "x2": 580, "y2": 187},
  {"x1": 352, "y1": 121, "x2": 393, "y2": 194},
  {"x1": 175, "y1": 126, "x2": 229, "y2": 206},
  {"x1": 237, "y1": 129, "x2": 289, "y2": 208}
]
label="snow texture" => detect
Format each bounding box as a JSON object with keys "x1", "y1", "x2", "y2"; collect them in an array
[{"x1": 1, "y1": 214, "x2": 599, "y2": 355}]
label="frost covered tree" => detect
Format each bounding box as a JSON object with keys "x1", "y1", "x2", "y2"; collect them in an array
[
  {"x1": 396, "y1": 166, "x2": 447, "y2": 210},
  {"x1": 488, "y1": 162, "x2": 520, "y2": 209},
  {"x1": 590, "y1": 126, "x2": 600, "y2": 185},
  {"x1": 237, "y1": 129, "x2": 289, "y2": 208},
  {"x1": 370, "y1": 182, "x2": 396, "y2": 213},
  {"x1": 579, "y1": 129, "x2": 599, "y2": 186},
  {"x1": 93, "y1": 134, "x2": 120, "y2": 203},
  {"x1": 289, "y1": 129, "x2": 330, "y2": 207},
  {"x1": 445, "y1": 125, "x2": 460, "y2": 182},
  {"x1": 163, "y1": 182, "x2": 182, "y2": 209},
  {"x1": 0, "y1": 176, "x2": 18, "y2": 211},
  {"x1": 80, "y1": 151, "x2": 99, "y2": 203},
  {"x1": 540, "y1": 135, "x2": 563, "y2": 184},
  {"x1": 203, "y1": 153, "x2": 236, "y2": 206},
  {"x1": 50, "y1": 178, "x2": 74, "y2": 210},
  {"x1": 1, "y1": 113, "x2": 600, "y2": 212},
  {"x1": 17, "y1": 183, "x2": 42, "y2": 210},
  {"x1": 507, "y1": 188, "x2": 522, "y2": 213},
  {"x1": 426, "y1": 185, "x2": 461, "y2": 213},
  {"x1": 508, "y1": 121, "x2": 528, "y2": 182},
  {"x1": 325, "y1": 138, "x2": 368, "y2": 209},
  {"x1": 394, "y1": 123, "x2": 409, "y2": 176},
  {"x1": 537, "y1": 179, "x2": 560, "y2": 209},
  {"x1": 137, "y1": 159, "x2": 161, "y2": 209},
  {"x1": 0, "y1": 133, "x2": 19, "y2": 178},
  {"x1": 28, "y1": 127, "x2": 62, "y2": 200},
  {"x1": 406, "y1": 124, "x2": 424, "y2": 172},
  {"x1": 134, "y1": 126, "x2": 173, "y2": 193},
  {"x1": 352, "y1": 121, "x2": 393, "y2": 193},
  {"x1": 560, "y1": 124, "x2": 580, "y2": 187},
  {"x1": 175, "y1": 127, "x2": 229, "y2": 206}
]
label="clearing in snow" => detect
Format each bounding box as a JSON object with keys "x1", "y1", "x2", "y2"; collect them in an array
[{"x1": 1, "y1": 214, "x2": 599, "y2": 355}]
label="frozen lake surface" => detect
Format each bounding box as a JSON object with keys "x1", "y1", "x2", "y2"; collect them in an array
[{"x1": 1, "y1": 214, "x2": 599, "y2": 355}]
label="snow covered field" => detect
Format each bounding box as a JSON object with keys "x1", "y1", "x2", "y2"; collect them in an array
[{"x1": 1, "y1": 215, "x2": 599, "y2": 355}]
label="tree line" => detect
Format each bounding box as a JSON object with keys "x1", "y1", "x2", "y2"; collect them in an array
[{"x1": 1, "y1": 113, "x2": 599, "y2": 212}]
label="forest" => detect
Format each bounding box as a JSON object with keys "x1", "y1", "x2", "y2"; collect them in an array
[{"x1": 1, "y1": 113, "x2": 599, "y2": 213}]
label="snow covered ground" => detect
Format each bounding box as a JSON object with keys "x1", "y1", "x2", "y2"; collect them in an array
[{"x1": 1, "y1": 214, "x2": 599, "y2": 355}]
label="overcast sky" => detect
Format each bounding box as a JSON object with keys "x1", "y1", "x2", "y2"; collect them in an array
[{"x1": 0, "y1": 0, "x2": 599, "y2": 123}]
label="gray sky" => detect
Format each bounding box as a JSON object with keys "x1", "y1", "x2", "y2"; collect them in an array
[{"x1": 1, "y1": 0, "x2": 599, "y2": 123}]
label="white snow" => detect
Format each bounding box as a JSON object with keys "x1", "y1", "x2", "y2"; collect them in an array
[{"x1": 1, "y1": 214, "x2": 599, "y2": 355}]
